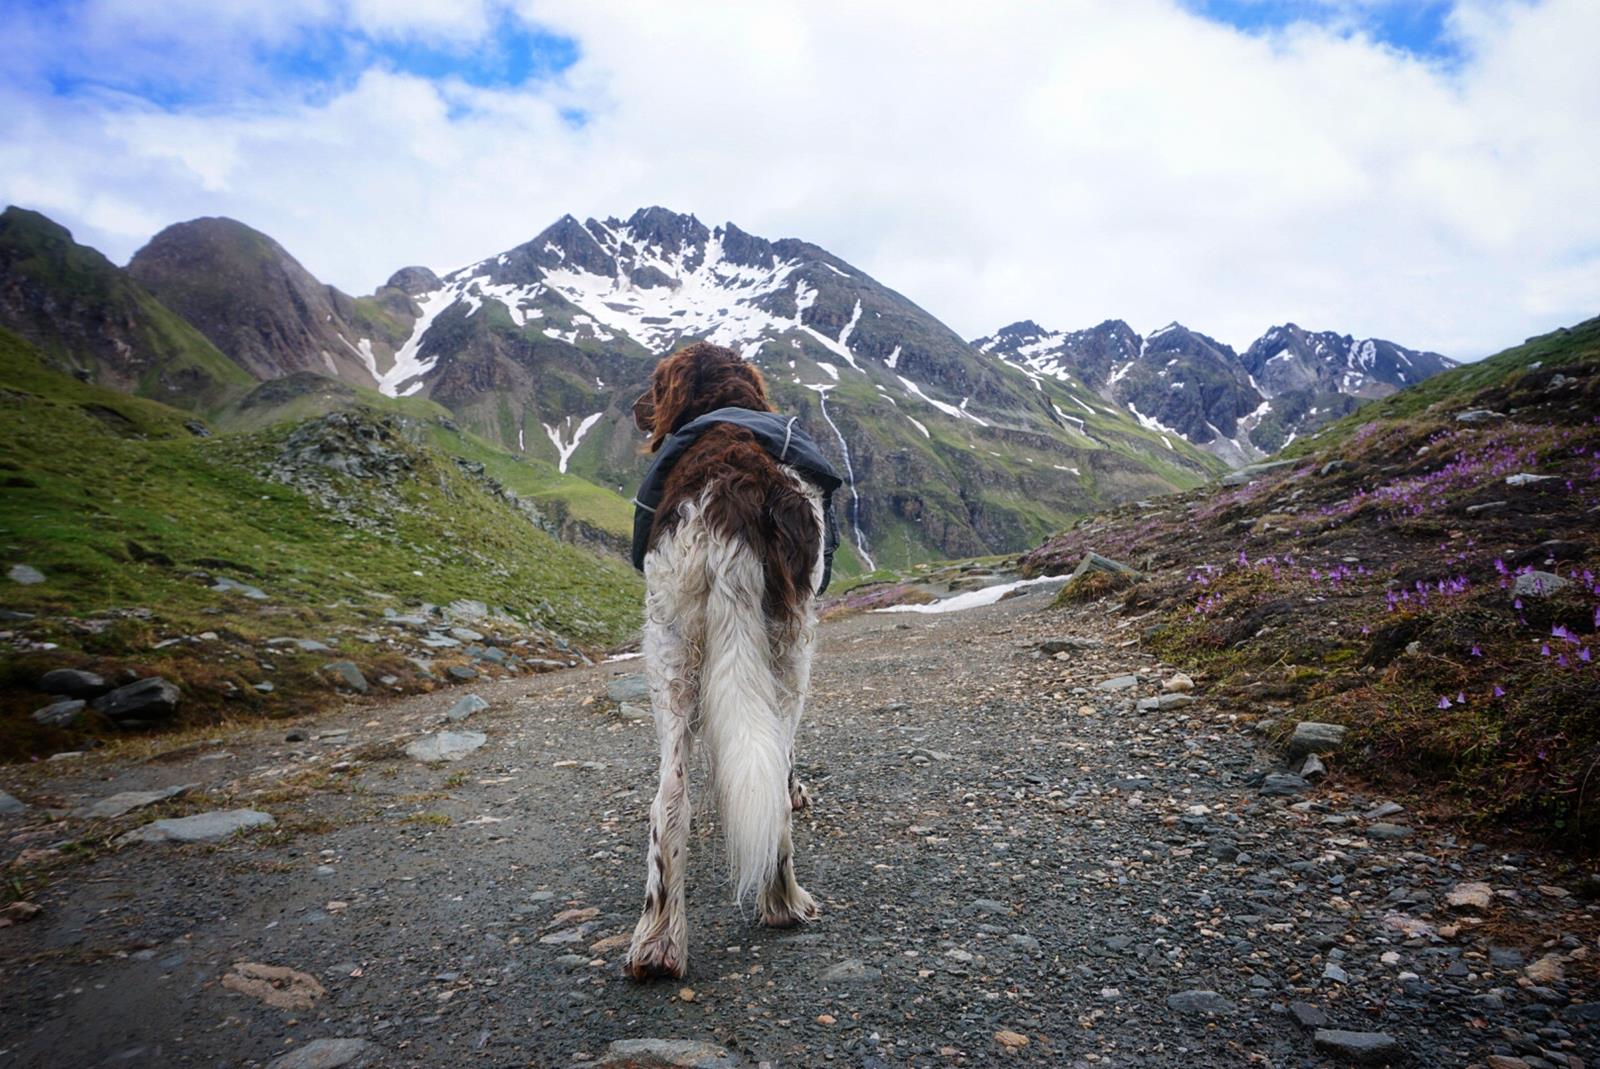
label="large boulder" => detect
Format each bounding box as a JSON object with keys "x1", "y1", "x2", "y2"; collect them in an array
[
  {"x1": 1071, "y1": 552, "x2": 1139, "y2": 580},
  {"x1": 39, "y1": 668, "x2": 109, "y2": 699},
  {"x1": 92, "y1": 678, "x2": 181, "y2": 724},
  {"x1": 1288, "y1": 721, "x2": 1347, "y2": 759}
]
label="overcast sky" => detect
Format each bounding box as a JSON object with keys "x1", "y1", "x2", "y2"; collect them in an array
[{"x1": 2, "y1": 0, "x2": 1596, "y2": 359}]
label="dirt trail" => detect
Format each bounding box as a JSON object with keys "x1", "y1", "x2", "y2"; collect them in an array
[{"x1": 3, "y1": 585, "x2": 1597, "y2": 1068}]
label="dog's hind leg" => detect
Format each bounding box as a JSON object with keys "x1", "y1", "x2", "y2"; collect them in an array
[
  {"x1": 624, "y1": 535, "x2": 705, "y2": 981},
  {"x1": 760, "y1": 606, "x2": 820, "y2": 928}
]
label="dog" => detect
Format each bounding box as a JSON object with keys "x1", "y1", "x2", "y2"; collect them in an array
[{"x1": 621, "y1": 342, "x2": 841, "y2": 981}]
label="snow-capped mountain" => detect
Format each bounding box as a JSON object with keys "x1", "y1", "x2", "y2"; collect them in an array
[{"x1": 976, "y1": 318, "x2": 1455, "y2": 464}]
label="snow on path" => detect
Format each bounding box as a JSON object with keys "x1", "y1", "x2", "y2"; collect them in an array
[{"x1": 874, "y1": 575, "x2": 1065, "y2": 614}]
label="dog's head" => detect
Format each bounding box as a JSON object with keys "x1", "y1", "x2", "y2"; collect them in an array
[{"x1": 633, "y1": 342, "x2": 773, "y2": 452}]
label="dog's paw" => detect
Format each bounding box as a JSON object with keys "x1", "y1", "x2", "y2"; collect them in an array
[
  {"x1": 760, "y1": 885, "x2": 820, "y2": 929},
  {"x1": 789, "y1": 778, "x2": 811, "y2": 812},
  {"x1": 622, "y1": 938, "x2": 686, "y2": 981}
]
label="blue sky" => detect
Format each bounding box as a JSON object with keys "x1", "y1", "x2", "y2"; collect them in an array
[
  {"x1": 0, "y1": 1, "x2": 1595, "y2": 360},
  {"x1": 1191, "y1": 1, "x2": 1459, "y2": 60}
]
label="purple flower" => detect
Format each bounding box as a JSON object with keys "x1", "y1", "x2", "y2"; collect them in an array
[
  {"x1": 1470, "y1": 644, "x2": 1482, "y2": 657},
  {"x1": 1438, "y1": 696, "x2": 1452, "y2": 709},
  {"x1": 1456, "y1": 691, "x2": 1466, "y2": 704},
  {"x1": 1558, "y1": 654, "x2": 1570, "y2": 667},
  {"x1": 1582, "y1": 648, "x2": 1593, "y2": 664},
  {"x1": 1492, "y1": 684, "x2": 1506, "y2": 698},
  {"x1": 1541, "y1": 643, "x2": 1552, "y2": 657}
]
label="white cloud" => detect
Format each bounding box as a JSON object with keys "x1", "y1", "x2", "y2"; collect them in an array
[{"x1": 1, "y1": 0, "x2": 1596, "y2": 359}]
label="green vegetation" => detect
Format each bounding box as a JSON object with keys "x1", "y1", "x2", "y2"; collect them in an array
[
  {"x1": 0, "y1": 207, "x2": 252, "y2": 409},
  {"x1": 0, "y1": 331, "x2": 643, "y2": 758}
]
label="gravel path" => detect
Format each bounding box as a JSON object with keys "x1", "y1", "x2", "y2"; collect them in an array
[{"x1": 3, "y1": 585, "x2": 1597, "y2": 1068}]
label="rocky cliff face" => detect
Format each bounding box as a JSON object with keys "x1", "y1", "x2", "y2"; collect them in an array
[
  {"x1": 128, "y1": 217, "x2": 408, "y2": 388},
  {"x1": 0, "y1": 207, "x2": 249, "y2": 406},
  {"x1": 977, "y1": 318, "x2": 1455, "y2": 464}
]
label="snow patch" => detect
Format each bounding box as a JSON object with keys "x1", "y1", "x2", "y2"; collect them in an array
[{"x1": 541, "y1": 412, "x2": 603, "y2": 473}]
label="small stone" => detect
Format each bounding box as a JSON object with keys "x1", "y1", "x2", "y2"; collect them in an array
[
  {"x1": 596, "y1": 1039, "x2": 739, "y2": 1068},
  {"x1": 994, "y1": 1030, "x2": 1029, "y2": 1050},
  {"x1": 321, "y1": 661, "x2": 368, "y2": 694},
  {"x1": 1166, "y1": 990, "x2": 1234, "y2": 1015},
  {"x1": 0, "y1": 789, "x2": 24, "y2": 816},
  {"x1": 92, "y1": 677, "x2": 180, "y2": 723},
  {"x1": 39, "y1": 668, "x2": 108, "y2": 698},
  {"x1": 1259, "y1": 773, "x2": 1309, "y2": 797},
  {"x1": 971, "y1": 898, "x2": 1010, "y2": 915},
  {"x1": 1300, "y1": 753, "x2": 1326, "y2": 781},
  {"x1": 210, "y1": 576, "x2": 267, "y2": 600},
  {"x1": 1512, "y1": 570, "x2": 1569, "y2": 598},
  {"x1": 816, "y1": 1014, "x2": 836, "y2": 1025},
  {"x1": 1525, "y1": 954, "x2": 1565, "y2": 984},
  {"x1": 1312, "y1": 1029, "x2": 1400, "y2": 1064},
  {"x1": 1486, "y1": 1057, "x2": 1531, "y2": 1069},
  {"x1": 1163, "y1": 672, "x2": 1195, "y2": 692},
  {"x1": 1289, "y1": 1002, "x2": 1329, "y2": 1030},
  {"x1": 405, "y1": 731, "x2": 487, "y2": 764},
  {"x1": 74, "y1": 783, "x2": 194, "y2": 820},
  {"x1": 1366, "y1": 822, "x2": 1412, "y2": 840},
  {"x1": 266, "y1": 1038, "x2": 378, "y2": 1069},
  {"x1": 678, "y1": 987, "x2": 696, "y2": 1002},
  {"x1": 447, "y1": 665, "x2": 479, "y2": 682},
  {"x1": 1288, "y1": 721, "x2": 1347, "y2": 759},
  {"x1": 1446, "y1": 881, "x2": 1494, "y2": 912},
  {"x1": 605, "y1": 674, "x2": 650, "y2": 703},
  {"x1": 1322, "y1": 962, "x2": 1349, "y2": 984},
  {"x1": 444, "y1": 694, "x2": 488, "y2": 722},
  {"x1": 116, "y1": 808, "x2": 274, "y2": 844},
  {"x1": 8, "y1": 563, "x2": 45, "y2": 584},
  {"x1": 1364, "y1": 801, "x2": 1404, "y2": 820},
  {"x1": 1096, "y1": 674, "x2": 1138, "y2": 692},
  {"x1": 32, "y1": 699, "x2": 88, "y2": 728}
]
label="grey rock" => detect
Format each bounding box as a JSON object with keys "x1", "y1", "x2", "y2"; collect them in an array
[
  {"x1": 605, "y1": 673, "x2": 650, "y2": 703},
  {"x1": 1320, "y1": 460, "x2": 1352, "y2": 476},
  {"x1": 1288, "y1": 721, "x2": 1347, "y2": 758},
  {"x1": 117, "y1": 808, "x2": 274, "y2": 844},
  {"x1": 419, "y1": 636, "x2": 460, "y2": 649},
  {"x1": 1466, "y1": 500, "x2": 1508, "y2": 513},
  {"x1": 1366, "y1": 822, "x2": 1412, "y2": 840},
  {"x1": 254, "y1": 682, "x2": 275, "y2": 693},
  {"x1": 1322, "y1": 962, "x2": 1349, "y2": 983},
  {"x1": 447, "y1": 665, "x2": 479, "y2": 682},
  {"x1": 819, "y1": 958, "x2": 880, "y2": 983},
  {"x1": 1096, "y1": 674, "x2": 1139, "y2": 692},
  {"x1": 1220, "y1": 458, "x2": 1298, "y2": 486},
  {"x1": 618, "y1": 702, "x2": 650, "y2": 722},
  {"x1": 1071, "y1": 552, "x2": 1139, "y2": 579},
  {"x1": 1036, "y1": 637, "x2": 1104, "y2": 654},
  {"x1": 39, "y1": 668, "x2": 109, "y2": 698},
  {"x1": 405, "y1": 730, "x2": 486, "y2": 764},
  {"x1": 1136, "y1": 694, "x2": 1195, "y2": 712},
  {"x1": 1312, "y1": 1029, "x2": 1401, "y2": 1064},
  {"x1": 321, "y1": 661, "x2": 368, "y2": 694},
  {"x1": 267, "y1": 1038, "x2": 378, "y2": 1069},
  {"x1": 1166, "y1": 989, "x2": 1234, "y2": 1015},
  {"x1": 210, "y1": 576, "x2": 267, "y2": 600},
  {"x1": 1456, "y1": 409, "x2": 1505, "y2": 423},
  {"x1": 92, "y1": 678, "x2": 180, "y2": 723},
  {"x1": 1289, "y1": 1001, "x2": 1329, "y2": 1029},
  {"x1": 971, "y1": 898, "x2": 1010, "y2": 914},
  {"x1": 444, "y1": 694, "x2": 489, "y2": 722},
  {"x1": 32, "y1": 699, "x2": 89, "y2": 728},
  {"x1": 448, "y1": 626, "x2": 484, "y2": 642},
  {"x1": 596, "y1": 1038, "x2": 740, "y2": 1068},
  {"x1": 1007, "y1": 933, "x2": 1041, "y2": 953},
  {"x1": 1364, "y1": 801, "x2": 1404, "y2": 820},
  {"x1": 8, "y1": 563, "x2": 45, "y2": 584},
  {"x1": 1300, "y1": 753, "x2": 1326, "y2": 781},
  {"x1": 1506, "y1": 472, "x2": 1558, "y2": 487},
  {"x1": 1512, "y1": 571, "x2": 1569, "y2": 598},
  {"x1": 1259, "y1": 773, "x2": 1309, "y2": 797},
  {"x1": 0, "y1": 789, "x2": 24, "y2": 816},
  {"x1": 295, "y1": 638, "x2": 332, "y2": 652},
  {"x1": 75, "y1": 782, "x2": 195, "y2": 820}
]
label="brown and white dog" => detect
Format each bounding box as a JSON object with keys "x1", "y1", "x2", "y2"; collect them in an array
[{"x1": 623, "y1": 343, "x2": 824, "y2": 981}]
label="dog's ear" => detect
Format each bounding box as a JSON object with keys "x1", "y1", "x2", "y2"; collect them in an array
[{"x1": 632, "y1": 389, "x2": 654, "y2": 435}]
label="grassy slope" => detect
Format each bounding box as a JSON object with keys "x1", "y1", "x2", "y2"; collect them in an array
[
  {"x1": 0, "y1": 331, "x2": 642, "y2": 757},
  {"x1": 1014, "y1": 319, "x2": 1600, "y2": 850},
  {"x1": 0, "y1": 208, "x2": 253, "y2": 410}
]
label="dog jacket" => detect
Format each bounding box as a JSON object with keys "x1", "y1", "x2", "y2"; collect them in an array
[{"x1": 631, "y1": 407, "x2": 844, "y2": 593}]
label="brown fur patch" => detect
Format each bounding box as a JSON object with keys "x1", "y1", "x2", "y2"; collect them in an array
[{"x1": 641, "y1": 343, "x2": 820, "y2": 622}]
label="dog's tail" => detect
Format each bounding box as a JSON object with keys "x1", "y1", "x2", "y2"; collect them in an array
[{"x1": 699, "y1": 485, "x2": 816, "y2": 905}]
